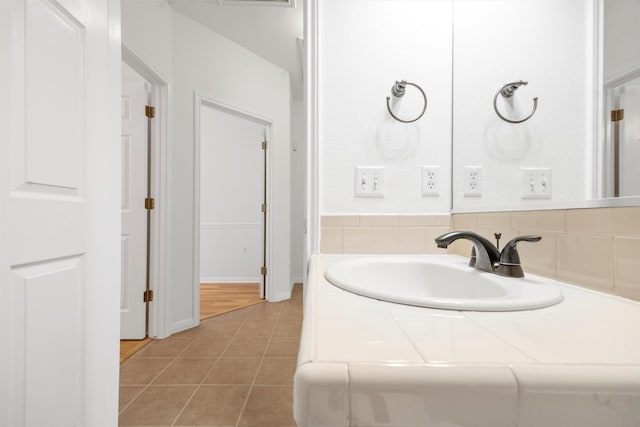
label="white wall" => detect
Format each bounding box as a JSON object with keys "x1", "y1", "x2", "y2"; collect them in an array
[
  {"x1": 199, "y1": 105, "x2": 264, "y2": 283},
  {"x1": 318, "y1": 0, "x2": 453, "y2": 215},
  {"x1": 452, "y1": 0, "x2": 594, "y2": 212},
  {"x1": 172, "y1": 11, "x2": 291, "y2": 327},
  {"x1": 122, "y1": 1, "x2": 292, "y2": 336},
  {"x1": 291, "y1": 99, "x2": 305, "y2": 282},
  {"x1": 122, "y1": 0, "x2": 174, "y2": 338},
  {"x1": 121, "y1": 0, "x2": 173, "y2": 81}
]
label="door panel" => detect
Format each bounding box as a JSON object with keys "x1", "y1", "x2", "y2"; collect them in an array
[
  {"x1": 122, "y1": 134, "x2": 132, "y2": 209},
  {"x1": 24, "y1": 0, "x2": 85, "y2": 190},
  {"x1": 9, "y1": 0, "x2": 86, "y2": 266},
  {"x1": 11, "y1": 257, "x2": 84, "y2": 426},
  {"x1": 1, "y1": 0, "x2": 119, "y2": 424},
  {"x1": 5, "y1": 1, "x2": 89, "y2": 424},
  {"x1": 120, "y1": 80, "x2": 148, "y2": 339}
]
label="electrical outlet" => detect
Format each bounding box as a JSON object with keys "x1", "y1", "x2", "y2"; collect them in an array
[
  {"x1": 463, "y1": 166, "x2": 482, "y2": 197},
  {"x1": 521, "y1": 167, "x2": 552, "y2": 199},
  {"x1": 421, "y1": 166, "x2": 440, "y2": 197},
  {"x1": 354, "y1": 166, "x2": 384, "y2": 197}
]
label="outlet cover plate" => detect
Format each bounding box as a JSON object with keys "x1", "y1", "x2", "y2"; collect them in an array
[
  {"x1": 463, "y1": 166, "x2": 482, "y2": 197},
  {"x1": 421, "y1": 166, "x2": 440, "y2": 196}
]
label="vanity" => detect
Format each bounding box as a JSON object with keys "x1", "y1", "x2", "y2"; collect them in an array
[
  {"x1": 300, "y1": 0, "x2": 640, "y2": 424},
  {"x1": 294, "y1": 254, "x2": 640, "y2": 427}
]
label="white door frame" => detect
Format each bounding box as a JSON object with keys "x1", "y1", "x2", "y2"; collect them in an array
[
  {"x1": 122, "y1": 44, "x2": 170, "y2": 338},
  {"x1": 305, "y1": 0, "x2": 321, "y2": 262},
  {"x1": 193, "y1": 93, "x2": 273, "y2": 323}
]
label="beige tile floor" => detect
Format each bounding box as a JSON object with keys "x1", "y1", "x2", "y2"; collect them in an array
[{"x1": 119, "y1": 285, "x2": 303, "y2": 426}]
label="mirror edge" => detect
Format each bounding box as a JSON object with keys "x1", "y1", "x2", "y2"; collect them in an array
[{"x1": 593, "y1": 0, "x2": 605, "y2": 200}]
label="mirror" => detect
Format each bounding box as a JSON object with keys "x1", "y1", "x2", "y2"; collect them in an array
[
  {"x1": 451, "y1": 0, "x2": 595, "y2": 213},
  {"x1": 451, "y1": 0, "x2": 640, "y2": 213},
  {"x1": 601, "y1": 0, "x2": 640, "y2": 199},
  {"x1": 313, "y1": 0, "x2": 640, "y2": 218}
]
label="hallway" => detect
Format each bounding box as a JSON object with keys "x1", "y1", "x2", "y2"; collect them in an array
[{"x1": 118, "y1": 285, "x2": 302, "y2": 426}]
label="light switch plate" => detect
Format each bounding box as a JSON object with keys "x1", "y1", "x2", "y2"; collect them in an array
[
  {"x1": 521, "y1": 168, "x2": 552, "y2": 199},
  {"x1": 354, "y1": 166, "x2": 384, "y2": 197}
]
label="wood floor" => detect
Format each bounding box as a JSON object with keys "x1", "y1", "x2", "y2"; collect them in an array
[
  {"x1": 119, "y1": 283, "x2": 264, "y2": 362},
  {"x1": 199, "y1": 282, "x2": 263, "y2": 320},
  {"x1": 120, "y1": 338, "x2": 151, "y2": 363}
]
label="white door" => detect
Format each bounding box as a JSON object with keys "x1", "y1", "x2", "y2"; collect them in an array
[
  {"x1": 199, "y1": 105, "x2": 266, "y2": 295},
  {"x1": 618, "y1": 81, "x2": 640, "y2": 197},
  {"x1": 0, "y1": 0, "x2": 120, "y2": 425},
  {"x1": 121, "y1": 79, "x2": 149, "y2": 339}
]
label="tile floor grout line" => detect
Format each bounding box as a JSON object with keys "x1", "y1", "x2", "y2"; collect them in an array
[
  {"x1": 169, "y1": 311, "x2": 253, "y2": 427},
  {"x1": 120, "y1": 311, "x2": 242, "y2": 421},
  {"x1": 118, "y1": 352, "x2": 185, "y2": 416},
  {"x1": 167, "y1": 385, "x2": 199, "y2": 427},
  {"x1": 117, "y1": 386, "x2": 146, "y2": 417},
  {"x1": 234, "y1": 305, "x2": 284, "y2": 427},
  {"x1": 120, "y1": 291, "x2": 302, "y2": 425}
]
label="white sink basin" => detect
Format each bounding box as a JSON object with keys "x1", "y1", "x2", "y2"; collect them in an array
[{"x1": 324, "y1": 256, "x2": 563, "y2": 311}]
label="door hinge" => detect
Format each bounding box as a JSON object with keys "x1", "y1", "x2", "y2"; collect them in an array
[
  {"x1": 145, "y1": 197, "x2": 155, "y2": 210},
  {"x1": 261, "y1": 203, "x2": 267, "y2": 213},
  {"x1": 143, "y1": 289, "x2": 154, "y2": 303},
  {"x1": 261, "y1": 266, "x2": 267, "y2": 276},
  {"x1": 145, "y1": 105, "x2": 155, "y2": 118},
  {"x1": 262, "y1": 141, "x2": 268, "y2": 150},
  {"x1": 611, "y1": 109, "x2": 624, "y2": 122}
]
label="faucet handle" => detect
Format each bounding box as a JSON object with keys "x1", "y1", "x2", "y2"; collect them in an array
[
  {"x1": 468, "y1": 246, "x2": 476, "y2": 268},
  {"x1": 495, "y1": 235, "x2": 542, "y2": 278}
]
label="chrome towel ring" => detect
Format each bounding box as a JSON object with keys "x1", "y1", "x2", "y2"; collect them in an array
[
  {"x1": 493, "y1": 80, "x2": 538, "y2": 124},
  {"x1": 386, "y1": 80, "x2": 428, "y2": 123}
]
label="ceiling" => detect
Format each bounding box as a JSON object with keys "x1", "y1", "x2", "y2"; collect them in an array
[{"x1": 168, "y1": 0, "x2": 304, "y2": 99}]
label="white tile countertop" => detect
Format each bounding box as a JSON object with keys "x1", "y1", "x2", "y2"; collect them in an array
[{"x1": 294, "y1": 254, "x2": 640, "y2": 427}]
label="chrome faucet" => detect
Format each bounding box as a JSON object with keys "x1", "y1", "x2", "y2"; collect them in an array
[{"x1": 435, "y1": 231, "x2": 541, "y2": 278}]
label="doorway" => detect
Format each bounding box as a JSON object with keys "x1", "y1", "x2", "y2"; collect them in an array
[
  {"x1": 604, "y1": 71, "x2": 640, "y2": 198},
  {"x1": 195, "y1": 97, "x2": 272, "y2": 320},
  {"x1": 120, "y1": 62, "x2": 151, "y2": 340},
  {"x1": 120, "y1": 45, "x2": 170, "y2": 339}
]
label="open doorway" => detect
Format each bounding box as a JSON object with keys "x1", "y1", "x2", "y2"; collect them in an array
[
  {"x1": 120, "y1": 61, "x2": 151, "y2": 340},
  {"x1": 195, "y1": 97, "x2": 272, "y2": 321},
  {"x1": 120, "y1": 45, "x2": 170, "y2": 344},
  {"x1": 603, "y1": 71, "x2": 640, "y2": 198}
]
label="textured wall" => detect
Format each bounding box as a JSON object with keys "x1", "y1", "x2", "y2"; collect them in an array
[{"x1": 318, "y1": 0, "x2": 453, "y2": 214}]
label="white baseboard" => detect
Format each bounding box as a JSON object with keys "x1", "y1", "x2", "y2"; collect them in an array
[
  {"x1": 291, "y1": 276, "x2": 304, "y2": 285},
  {"x1": 269, "y1": 290, "x2": 292, "y2": 303},
  {"x1": 169, "y1": 318, "x2": 196, "y2": 336},
  {"x1": 200, "y1": 277, "x2": 261, "y2": 284}
]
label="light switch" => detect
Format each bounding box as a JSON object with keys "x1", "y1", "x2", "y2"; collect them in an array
[
  {"x1": 521, "y1": 168, "x2": 552, "y2": 199},
  {"x1": 354, "y1": 166, "x2": 384, "y2": 198}
]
